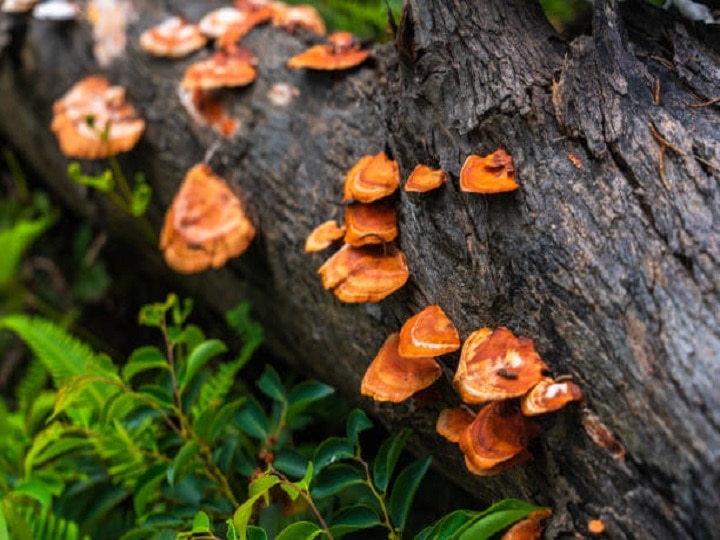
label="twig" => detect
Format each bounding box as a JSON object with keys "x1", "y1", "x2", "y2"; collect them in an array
[
  {"x1": 648, "y1": 122, "x2": 685, "y2": 192},
  {"x1": 653, "y1": 79, "x2": 661, "y2": 106},
  {"x1": 686, "y1": 96, "x2": 720, "y2": 108}
]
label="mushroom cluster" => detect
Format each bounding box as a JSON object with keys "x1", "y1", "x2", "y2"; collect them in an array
[
  {"x1": 360, "y1": 306, "x2": 583, "y2": 478},
  {"x1": 308, "y1": 151, "x2": 410, "y2": 303}
]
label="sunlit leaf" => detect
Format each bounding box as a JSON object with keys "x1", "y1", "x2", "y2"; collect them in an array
[
  {"x1": 191, "y1": 511, "x2": 211, "y2": 533},
  {"x1": 179, "y1": 339, "x2": 227, "y2": 391},
  {"x1": 275, "y1": 521, "x2": 323, "y2": 540},
  {"x1": 122, "y1": 346, "x2": 168, "y2": 383}
]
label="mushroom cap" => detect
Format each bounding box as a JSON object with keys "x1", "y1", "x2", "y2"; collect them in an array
[
  {"x1": 159, "y1": 164, "x2": 255, "y2": 274},
  {"x1": 287, "y1": 32, "x2": 369, "y2": 70},
  {"x1": 460, "y1": 149, "x2": 518, "y2": 194},
  {"x1": 178, "y1": 88, "x2": 238, "y2": 137},
  {"x1": 588, "y1": 519, "x2": 605, "y2": 535},
  {"x1": 459, "y1": 401, "x2": 540, "y2": 473},
  {"x1": 521, "y1": 377, "x2": 583, "y2": 416},
  {"x1": 436, "y1": 407, "x2": 475, "y2": 443},
  {"x1": 272, "y1": 4, "x2": 325, "y2": 34},
  {"x1": 2, "y1": 0, "x2": 38, "y2": 13},
  {"x1": 454, "y1": 327, "x2": 550, "y2": 404},
  {"x1": 198, "y1": 7, "x2": 250, "y2": 38},
  {"x1": 317, "y1": 243, "x2": 409, "y2": 303},
  {"x1": 500, "y1": 510, "x2": 552, "y2": 540},
  {"x1": 398, "y1": 305, "x2": 460, "y2": 358},
  {"x1": 305, "y1": 219, "x2": 345, "y2": 252},
  {"x1": 360, "y1": 333, "x2": 442, "y2": 403},
  {"x1": 343, "y1": 152, "x2": 400, "y2": 203},
  {"x1": 50, "y1": 76, "x2": 145, "y2": 159},
  {"x1": 182, "y1": 48, "x2": 257, "y2": 90},
  {"x1": 139, "y1": 17, "x2": 207, "y2": 58},
  {"x1": 343, "y1": 200, "x2": 398, "y2": 247},
  {"x1": 404, "y1": 164, "x2": 447, "y2": 193},
  {"x1": 33, "y1": 0, "x2": 80, "y2": 20}
]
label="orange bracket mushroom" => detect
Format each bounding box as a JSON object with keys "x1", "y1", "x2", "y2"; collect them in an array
[
  {"x1": 454, "y1": 327, "x2": 550, "y2": 404},
  {"x1": 304, "y1": 220, "x2": 345, "y2": 252},
  {"x1": 404, "y1": 164, "x2": 447, "y2": 193},
  {"x1": 343, "y1": 200, "x2": 398, "y2": 247},
  {"x1": 501, "y1": 509, "x2": 552, "y2": 540},
  {"x1": 139, "y1": 17, "x2": 207, "y2": 58},
  {"x1": 317, "y1": 243, "x2": 409, "y2": 303},
  {"x1": 159, "y1": 164, "x2": 255, "y2": 274},
  {"x1": 182, "y1": 47, "x2": 258, "y2": 90},
  {"x1": 287, "y1": 31, "x2": 370, "y2": 70},
  {"x1": 521, "y1": 377, "x2": 583, "y2": 416},
  {"x1": 51, "y1": 76, "x2": 145, "y2": 159},
  {"x1": 272, "y1": 4, "x2": 325, "y2": 35},
  {"x1": 460, "y1": 149, "x2": 518, "y2": 194},
  {"x1": 436, "y1": 406, "x2": 476, "y2": 443},
  {"x1": 361, "y1": 333, "x2": 442, "y2": 403},
  {"x1": 343, "y1": 151, "x2": 400, "y2": 203},
  {"x1": 398, "y1": 304, "x2": 461, "y2": 358},
  {"x1": 459, "y1": 401, "x2": 541, "y2": 476}
]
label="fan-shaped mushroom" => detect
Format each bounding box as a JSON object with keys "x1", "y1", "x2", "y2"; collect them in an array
[
  {"x1": 436, "y1": 407, "x2": 475, "y2": 443},
  {"x1": 288, "y1": 31, "x2": 369, "y2": 70},
  {"x1": 343, "y1": 152, "x2": 400, "y2": 203},
  {"x1": 521, "y1": 377, "x2": 583, "y2": 416},
  {"x1": 404, "y1": 164, "x2": 447, "y2": 193},
  {"x1": 361, "y1": 333, "x2": 442, "y2": 403},
  {"x1": 160, "y1": 164, "x2": 255, "y2": 274},
  {"x1": 305, "y1": 220, "x2": 345, "y2": 252},
  {"x1": 182, "y1": 48, "x2": 257, "y2": 90},
  {"x1": 51, "y1": 76, "x2": 145, "y2": 159},
  {"x1": 343, "y1": 200, "x2": 398, "y2": 247},
  {"x1": 272, "y1": 4, "x2": 325, "y2": 34},
  {"x1": 398, "y1": 305, "x2": 460, "y2": 358},
  {"x1": 139, "y1": 17, "x2": 207, "y2": 58},
  {"x1": 460, "y1": 149, "x2": 518, "y2": 194},
  {"x1": 454, "y1": 327, "x2": 550, "y2": 404}
]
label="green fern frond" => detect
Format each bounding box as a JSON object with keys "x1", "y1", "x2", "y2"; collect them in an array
[
  {"x1": 16, "y1": 357, "x2": 49, "y2": 413},
  {"x1": 0, "y1": 211, "x2": 56, "y2": 285},
  {"x1": 17, "y1": 505, "x2": 90, "y2": 540}
]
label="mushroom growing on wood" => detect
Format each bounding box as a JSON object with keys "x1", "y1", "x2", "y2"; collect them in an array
[
  {"x1": 398, "y1": 305, "x2": 460, "y2": 358},
  {"x1": 288, "y1": 31, "x2": 369, "y2": 70},
  {"x1": 182, "y1": 48, "x2": 257, "y2": 90},
  {"x1": 343, "y1": 200, "x2": 398, "y2": 247},
  {"x1": 343, "y1": 152, "x2": 400, "y2": 203},
  {"x1": 404, "y1": 164, "x2": 447, "y2": 193},
  {"x1": 436, "y1": 407, "x2": 475, "y2": 443},
  {"x1": 199, "y1": 7, "x2": 260, "y2": 38},
  {"x1": 360, "y1": 333, "x2": 442, "y2": 403},
  {"x1": 33, "y1": 0, "x2": 80, "y2": 20},
  {"x1": 521, "y1": 377, "x2": 583, "y2": 416},
  {"x1": 272, "y1": 4, "x2": 325, "y2": 34},
  {"x1": 51, "y1": 76, "x2": 145, "y2": 159},
  {"x1": 317, "y1": 243, "x2": 409, "y2": 303},
  {"x1": 178, "y1": 87, "x2": 238, "y2": 137},
  {"x1": 501, "y1": 509, "x2": 552, "y2": 540},
  {"x1": 459, "y1": 401, "x2": 540, "y2": 475},
  {"x1": 460, "y1": 149, "x2": 518, "y2": 194},
  {"x1": 304, "y1": 220, "x2": 345, "y2": 252},
  {"x1": 139, "y1": 17, "x2": 207, "y2": 58},
  {"x1": 454, "y1": 327, "x2": 550, "y2": 404},
  {"x1": 159, "y1": 164, "x2": 255, "y2": 274}
]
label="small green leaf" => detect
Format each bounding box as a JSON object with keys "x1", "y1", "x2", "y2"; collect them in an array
[
  {"x1": 346, "y1": 409, "x2": 373, "y2": 447},
  {"x1": 133, "y1": 464, "x2": 167, "y2": 516},
  {"x1": 246, "y1": 526, "x2": 267, "y2": 540},
  {"x1": 204, "y1": 398, "x2": 248, "y2": 442},
  {"x1": 180, "y1": 339, "x2": 227, "y2": 391},
  {"x1": 138, "y1": 295, "x2": 176, "y2": 328},
  {"x1": 192, "y1": 511, "x2": 211, "y2": 533},
  {"x1": 171, "y1": 297, "x2": 194, "y2": 326},
  {"x1": 235, "y1": 398, "x2": 270, "y2": 439},
  {"x1": 130, "y1": 182, "x2": 152, "y2": 217},
  {"x1": 275, "y1": 521, "x2": 323, "y2": 540},
  {"x1": 311, "y1": 464, "x2": 364, "y2": 499},
  {"x1": 168, "y1": 440, "x2": 200, "y2": 486},
  {"x1": 388, "y1": 455, "x2": 431, "y2": 532},
  {"x1": 12, "y1": 477, "x2": 62, "y2": 510},
  {"x1": 451, "y1": 500, "x2": 546, "y2": 540},
  {"x1": 372, "y1": 428, "x2": 411, "y2": 493},
  {"x1": 312, "y1": 438, "x2": 354, "y2": 475},
  {"x1": 286, "y1": 381, "x2": 334, "y2": 420},
  {"x1": 256, "y1": 365, "x2": 287, "y2": 402},
  {"x1": 415, "y1": 509, "x2": 477, "y2": 540},
  {"x1": 68, "y1": 163, "x2": 114, "y2": 191},
  {"x1": 328, "y1": 505, "x2": 381, "y2": 537},
  {"x1": 233, "y1": 476, "x2": 281, "y2": 540},
  {"x1": 137, "y1": 384, "x2": 174, "y2": 409},
  {"x1": 273, "y1": 449, "x2": 310, "y2": 480},
  {"x1": 122, "y1": 346, "x2": 168, "y2": 383}
]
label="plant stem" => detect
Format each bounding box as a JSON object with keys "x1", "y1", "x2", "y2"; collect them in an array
[
  {"x1": 272, "y1": 469, "x2": 335, "y2": 540},
  {"x1": 359, "y1": 458, "x2": 399, "y2": 540},
  {"x1": 200, "y1": 442, "x2": 239, "y2": 507}
]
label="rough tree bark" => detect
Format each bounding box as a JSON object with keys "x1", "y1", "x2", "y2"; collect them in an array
[{"x1": 1, "y1": 0, "x2": 718, "y2": 538}]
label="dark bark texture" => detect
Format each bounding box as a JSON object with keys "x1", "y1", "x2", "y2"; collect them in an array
[{"x1": 1, "y1": 0, "x2": 719, "y2": 538}]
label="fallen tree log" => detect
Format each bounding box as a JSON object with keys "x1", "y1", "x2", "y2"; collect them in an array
[{"x1": 1, "y1": 0, "x2": 719, "y2": 537}]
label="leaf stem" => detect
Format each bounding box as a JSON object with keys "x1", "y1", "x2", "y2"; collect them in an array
[
  {"x1": 272, "y1": 469, "x2": 335, "y2": 540},
  {"x1": 358, "y1": 458, "x2": 399, "y2": 540}
]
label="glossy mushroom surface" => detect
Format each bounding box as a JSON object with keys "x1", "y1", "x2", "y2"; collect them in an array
[
  {"x1": 398, "y1": 305, "x2": 460, "y2": 358},
  {"x1": 460, "y1": 149, "x2": 518, "y2": 194}
]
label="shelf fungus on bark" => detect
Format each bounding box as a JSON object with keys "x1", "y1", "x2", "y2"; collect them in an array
[
  {"x1": 460, "y1": 149, "x2": 518, "y2": 194},
  {"x1": 198, "y1": 7, "x2": 266, "y2": 39},
  {"x1": 459, "y1": 401, "x2": 541, "y2": 476},
  {"x1": 182, "y1": 48, "x2": 258, "y2": 90},
  {"x1": 343, "y1": 152, "x2": 400, "y2": 203},
  {"x1": 160, "y1": 164, "x2": 255, "y2": 274},
  {"x1": 272, "y1": 4, "x2": 325, "y2": 35},
  {"x1": 360, "y1": 333, "x2": 442, "y2": 403},
  {"x1": 398, "y1": 305, "x2": 461, "y2": 358},
  {"x1": 178, "y1": 87, "x2": 238, "y2": 137},
  {"x1": 33, "y1": 0, "x2": 80, "y2": 21},
  {"x1": 521, "y1": 377, "x2": 583, "y2": 416},
  {"x1": 404, "y1": 164, "x2": 447, "y2": 193},
  {"x1": 500, "y1": 509, "x2": 552, "y2": 540},
  {"x1": 304, "y1": 220, "x2": 345, "y2": 252},
  {"x1": 436, "y1": 407, "x2": 476, "y2": 443},
  {"x1": 343, "y1": 200, "x2": 398, "y2": 248},
  {"x1": 139, "y1": 17, "x2": 207, "y2": 58},
  {"x1": 287, "y1": 31, "x2": 370, "y2": 70},
  {"x1": 317, "y1": 243, "x2": 409, "y2": 303},
  {"x1": 454, "y1": 327, "x2": 550, "y2": 404},
  {"x1": 51, "y1": 76, "x2": 145, "y2": 159}
]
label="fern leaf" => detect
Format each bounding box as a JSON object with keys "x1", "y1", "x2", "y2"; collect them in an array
[
  {"x1": 0, "y1": 211, "x2": 56, "y2": 285},
  {"x1": 18, "y1": 506, "x2": 90, "y2": 540},
  {"x1": 16, "y1": 357, "x2": 48, "y2": 413}
]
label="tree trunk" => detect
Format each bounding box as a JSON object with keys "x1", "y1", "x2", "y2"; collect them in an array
[{"x1": 1, "y1": 0, "x2": 718, "y2": 537}]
